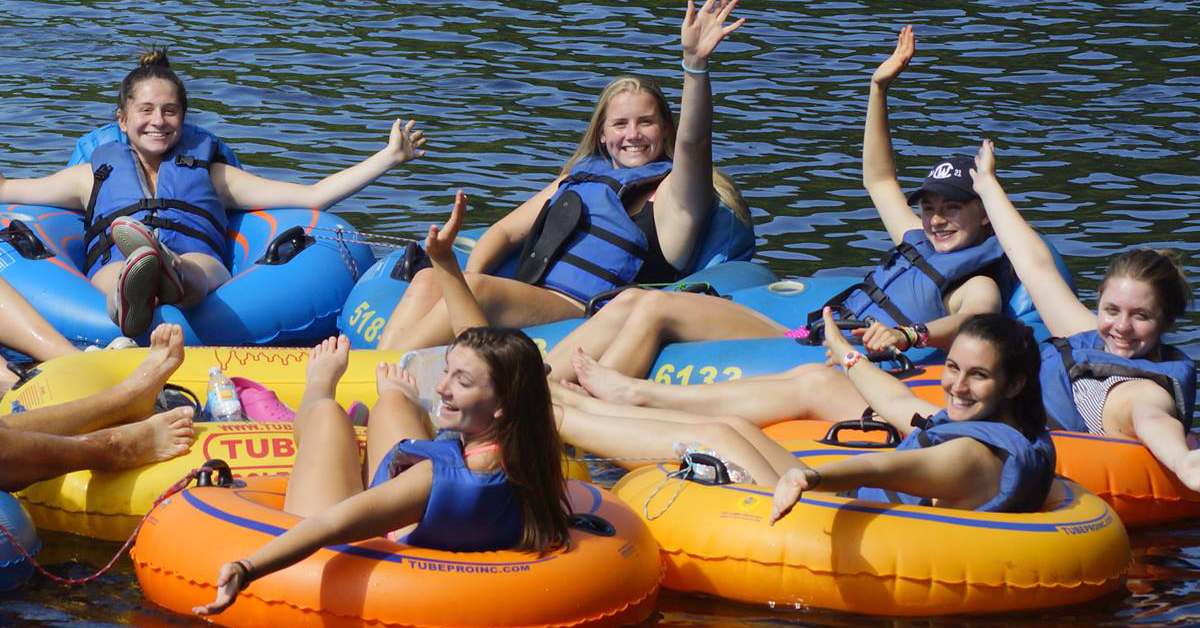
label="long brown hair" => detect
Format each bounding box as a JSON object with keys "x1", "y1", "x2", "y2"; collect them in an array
[
  {"x1": 561, "y1": 75, "x2": 749, "y2": 224},
  {"x1": 451, "y1": 327, "x2": 571, "y2": 553},
  {"x1": 117, "y1": 48, "x2": 189, "y2": 119}
]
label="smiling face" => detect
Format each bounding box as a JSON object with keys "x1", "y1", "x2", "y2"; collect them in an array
[
  {"x1": 117, "y1": 77, "x2": 184, "y2": 165},
  {"x1": 599, "y1": 90, "x2": 667, "y2": 169},
  {"x1": 941, "y1": 333, "x2": 1018, "y2": 422},
  {"x1": 920, "y1": 193, "x2": 989, "y2": 253},
  {"x1": 1097, "y1": 276, "x2": 1165, "y2": 359},
  {"x1": 434, "y1": 345, "x2": 501, "y2": 436}
]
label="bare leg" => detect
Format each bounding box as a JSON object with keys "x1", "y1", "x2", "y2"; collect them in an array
[
  {"x1": 365, "y1": 363, "x2": 434, "y2": 483},
  {"x1": 557, "y1": 405, "x2": 790, "y2": 485},
  {"x1": 544, "y1": 289, "x2": 650, "y2": 381},
  {"x1": 385, "y1": 274, "x2": 585, "y2": 354},
  {"x1": 284, "y1": 336, "x2": 364, "y2": 517},
  {"x1": 589, "y1": 290, "x2": 786, "y2": 379},
  {"x1": 175, "y1": 252, "x2": 232, "y2": 307},
  {"x1": 574, "y1": 355, "x2": 868, "y2": 427},
  {"x1": 0, "y1": 406, "x2": 194, "y2": 492},
  {"x1": 0, "y1": 276, "x2": 79, "y2": 359},
  {"x1": 378, "y1": 269, "x2": 445, "y2": 350},
  {"x1": 2, "y1": 324, "x2": 186, "y2": 435},
  {"x1": 552, "y1": 381, "x2": 804, "y2": 478}
]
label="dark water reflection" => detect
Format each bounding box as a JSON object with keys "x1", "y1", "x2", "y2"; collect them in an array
[{"x1": 1, "y1": 0, "x2": 1198, "y2": 624}]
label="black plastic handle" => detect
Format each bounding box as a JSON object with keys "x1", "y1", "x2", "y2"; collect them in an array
[
  {"x1": 820, "y1": 418, "x2": 902, "y2": 448},
  {"x1": 569, "y1": 513, "x2": 616, "y2": 537},
  {"x1": 0, "y1": 219, "x2": 53, "y2": 260},
  {"x1": 390, "y1": 241, "x2": 432, "y2": 281},
  {"x1": 257, "y1": 226, "x2": 314, "y2": 266},
  {"x1": 196, "y1": 459, "x2": 236, "y2": 488},
  {"x1": 679, "y1": 452, "x2": 733, "y2": 486}
]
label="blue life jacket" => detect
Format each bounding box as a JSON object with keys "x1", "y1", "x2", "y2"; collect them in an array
[
  {"x1": 816, "y1": 229, "x2": 1009, "y2": 328},
  {"x1": 853, "y1": 410, "x2": 1056, "y2": 513},
  {"x1": 370, "y1": 436, "x2": 522, "y2": 552},
  {"x1": 514, "y1": 156, "x2": 672, "y2": 303},
  {"x1": 1039, "y1": 329, "x2": 1197, "y2": 432},
  {"x1": 83, "y1": 130, "x2": 228, "y2": 275}
]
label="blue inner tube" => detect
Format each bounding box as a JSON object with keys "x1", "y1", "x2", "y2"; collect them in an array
[
  {"x1": 0, "y1": 123, "x2": 376, "y2": 347},
  {"x1": 0, "y1": 491, "x2": 40, "y2": 592}
]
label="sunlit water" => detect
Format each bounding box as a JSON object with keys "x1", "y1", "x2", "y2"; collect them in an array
[{"x1": 1, "y1": 0, "x2": 1198, "y2": 624}]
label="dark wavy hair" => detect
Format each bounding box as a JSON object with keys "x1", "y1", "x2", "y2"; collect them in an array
[
  {"x1": 450, "y1": 327, "x2": 571, "y2": 553},
  {"x1": 957, "y1": 314, "x2": 1047, "y2": 440},
  {"x1": 117, "y1": 48, "x2": 188, "y2": 118}
]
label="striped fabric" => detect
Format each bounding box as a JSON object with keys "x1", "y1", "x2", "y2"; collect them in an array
[{"x1": 1071, "y1": 376, "x2": 1140, "y2": 434}]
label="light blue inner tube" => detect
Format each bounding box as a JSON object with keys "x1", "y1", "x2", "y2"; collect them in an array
[
  {"x1": 0, "y1": 491, "x2": 40, "y2": 592},
  {"x1": 0, "y1": 123, "x2": 376, "y2": 347}
]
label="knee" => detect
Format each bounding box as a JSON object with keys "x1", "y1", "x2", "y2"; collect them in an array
[
  {"x1": 624, "y1": 290, "x2": 677, "y2": 328},
  {"x1": 787, "y1": 364, "x2": 839, "y2": 389},
  {"x1": 711, "y1": 415, "x2": 758, "y2": 434},
  {"x1": 462, "y1": 272, "x2": 492, "y2": 301},
  {"x1": 694, "y1": 422, "x2": 743, "y2": 449},
  {"x1": 406, "y1": 268, "x2": 437, "y2": 296}
]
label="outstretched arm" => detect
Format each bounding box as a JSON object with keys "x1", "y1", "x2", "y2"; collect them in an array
[
  {"x1": 0, "y1": 164, "x2": 93, "y2": 211},
  {"x1": 655, "y1": 0, "x2": 745, "y2": 265},
  {"x1": 971, "y1": 139, "x2": 1094, "y2": 337},
  {"x1": 771, "y1": 436, "x2": 1001, "y2": 523},
  {"x1": 822, "y1": 307, "x2": 939, "y2": 433},
  {"x1": 212, "y1": 118, "x2": 426, "y2": 211},
  {"x1": 426, "y1": 190, "x2": 489, "y2": 334},
  {"x1": 193, "y1": 461, "x2": 434, "y2": 616},
  {"x1": 863, "y1": 25, "x2": 921, "y2": 244}
]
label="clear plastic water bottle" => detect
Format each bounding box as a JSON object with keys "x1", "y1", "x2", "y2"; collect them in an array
[{"x1": 206, "y1": 366, "x2": 245, "y2": 421}]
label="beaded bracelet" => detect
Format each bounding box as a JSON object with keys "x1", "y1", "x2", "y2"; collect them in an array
[
  {"x1": 842, "y1": 350, "x2": 864, "y2": 370},
  {"x1": 912, "y1": 323, "x2": 930, "y2": 348},
  {"x1": 681, "y1": 59, "x2": 710, "y2": 75}
]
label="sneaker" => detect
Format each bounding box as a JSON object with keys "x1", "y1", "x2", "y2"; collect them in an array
[
  {"x1": 113, "y1": 246, "x2": 161, "y2": 337},
  {"x1": 110, "y1": 217, "x2": 185, "y2": 305}
]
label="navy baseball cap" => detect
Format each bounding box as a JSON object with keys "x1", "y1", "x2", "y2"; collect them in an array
[{"x1": 905, "y1": 156, "x2": 979, "y2": 205}]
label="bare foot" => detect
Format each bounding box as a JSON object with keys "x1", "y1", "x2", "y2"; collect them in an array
[
  {"x1": 101, "y1": 406, "x2": 195, "y2": 470},
  {"x1": 0, "y1": 357, "x2": 16, "y2": 397},
  {"x1": 377, "y1": 361, "x2": 421, "y2": 405},
  {"x1": 572, "y1": 348, "x2": 645, "y2": 406},
  {"x1": 549, "y1": 379, "x2": 592, "y2": 408},
  {"x1": 120, "y1": 323, "x2": 186, "y2": 418},
  {"x1": 300, "y1": 335, "x2": 350, "y2": 407}
]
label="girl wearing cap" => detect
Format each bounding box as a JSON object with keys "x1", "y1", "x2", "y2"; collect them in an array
[
  {"x1": 376, "y1": 0, "x2": 750, "y2": 353},
  {"x1": 542, "y1": 26, "x2": 1006, "y2": 424},
  {"x1": 971, "y1": 139, "x2": 1199, "y2": 490},
  {"x1": 414, "y1": 203, "x2": 1054, "y2": 517}
]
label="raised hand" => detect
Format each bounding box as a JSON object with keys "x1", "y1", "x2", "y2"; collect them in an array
[
  {"x1": 386, "y1": 118, "x2": 427, "y2": 166},
  {"x1": 425, "y1": 189, "x2": 467, "y2": 266},
  {"x1": 681, "y1": 0, "x2": 746, "y2": 69},
  {"x1": 872, "y1": 25, "x2": 915, "y2": 89},
  {"x1": 971, "y1": 139, "x2": 997, "y2": 189}
]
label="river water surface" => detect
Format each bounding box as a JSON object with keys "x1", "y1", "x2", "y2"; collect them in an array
[{"x1": 1, "y1": 0, "x2": 1198, "y2": 625}]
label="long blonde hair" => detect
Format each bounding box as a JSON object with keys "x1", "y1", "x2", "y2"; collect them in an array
[{"x1": 561, "y1": 76, "x2": 749, "y2": 224}]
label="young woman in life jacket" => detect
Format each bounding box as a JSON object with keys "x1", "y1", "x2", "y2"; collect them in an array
[
  {"x1": 417, "y1": 193, "x2": 1052, "y2": 522},
  {"x1": 542, "y1": 25, "x2": 1005, "y2": 386},
  {"x1": 971, "y1": 139, "x2": 1199, "y2": 490},
  {"x1": 375, "y1": 0, "x2": 750, "y2": 353},
  {"x1": 0, "y1": 49, "x2": 426, "y2": 337},
  {"x1": 193, "y1": 195, "x2": 570, "y2": 617}
]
